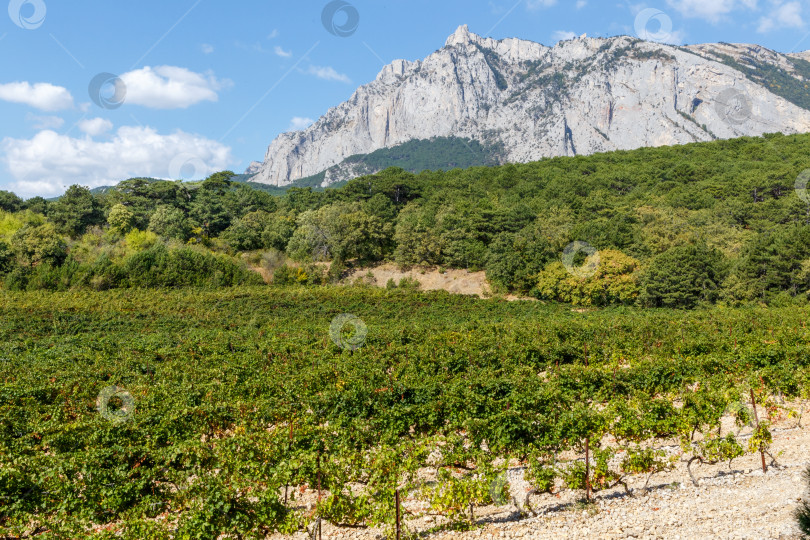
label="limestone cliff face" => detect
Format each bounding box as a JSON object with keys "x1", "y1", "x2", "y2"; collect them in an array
[{"x1": 250, "y1": 26, "x2": 810, "y2": 186}]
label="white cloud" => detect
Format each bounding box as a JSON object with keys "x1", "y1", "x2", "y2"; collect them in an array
[
  {"x1": 1, "y1": 126, "x2": 232, "y2": 197},
  {"x1": 289, "y1": 117, "x2": 314, "y2": 131},
  {"x1": 27, "y1": 114, "x2": 64, "y2": 130},
  {"x1": 268, "y1": 29, "x2": 279, "y2": 39},
  {"x1": 576, "y1": 0, "x2": 587, "y2": 8},
  {"x1": 527, "y1": 0, "x2": 557, "y2": 9},
  {"x1": 758, "y1": 1, "x2": 804, "y2": 32},
  {"x1": 665, "y1": 0, "x2": 757, "y2": 23},
  {"x1": 552, "y1": 30, "x2": 577, "y2": 41},
  {"x1": 0, "y1": 82, "x2": 74, "y2": 111},
  {"x1": 201, "y1": 43, "x2": 214, "y2": 54},
  {"x1": 274, "y1": 45, "x2": 292, "y2": 58},
  {"x1": 78, "y1": 118, "x2": 113, "y2": 137},
  {"x1": 306, "y1": 65, "x2": 351, "y2": 83},
  {"x1": 119, "y1": 66, "x2": 231, "y2": 109}
]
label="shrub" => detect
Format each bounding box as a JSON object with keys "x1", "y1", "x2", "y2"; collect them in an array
[
  {"x1": 125, "y1": 229, "x2": 160, "y2": 252},
  {"x1": 536, "y1": 249, "x2": 641, "y2": 306},
  {"x1": 120, "y1": 244, "x2": 262, "y2": 288},
  {"x1": 272, "y1": 264, "x2": 297, "y2": 286},
  {"x1": 398, "y1": 276, "x2": 422, "y2": 290}
]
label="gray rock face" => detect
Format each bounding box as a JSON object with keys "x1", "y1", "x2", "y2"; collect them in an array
[
  {"x1": 244, "y1": 161, "x2": 264, "y2": 175},
  {"x1": 250, "y1": 26, "x2": 810, "y2": 186}
]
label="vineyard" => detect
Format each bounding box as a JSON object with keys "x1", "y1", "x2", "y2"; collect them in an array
[{"x1": 1, "y1": 285, "x2": 808, "y2": 538}]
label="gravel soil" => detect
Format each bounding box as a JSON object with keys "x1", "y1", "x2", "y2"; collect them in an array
[{"x1": 272, "y1": 409, "x2": 810, "y2": 540}]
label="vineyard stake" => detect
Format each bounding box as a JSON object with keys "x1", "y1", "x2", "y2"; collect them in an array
[
  {"x1": 585, "y1": 436, "x2": 591, "y2": 502},
  {"x1": 317, "y1": 450, "x2": 322, "y2": 502},
  {"x1": 285, "y1": 420, "x2": 294, "y2": 504},
  {"x1": 750, "y1": 389, "x2": 767, "y2": 473},
  {"x1": 395, "y1": 489, "x2": 401, "y2": 540}
]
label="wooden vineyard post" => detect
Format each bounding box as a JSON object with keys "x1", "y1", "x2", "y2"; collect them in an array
[
  {"x1": 285, "y1": 420, "x2": 293, "y2": 505},
  {"x1": 585, "y1": 436, "x2": 592, "y2": 502},
  {"x1": 395, "y1": 489, "x2": 401, "y2": 540},
  {"x1": 750, "y1": 389, "x2": 767, "y2": 473},
  {"x1": 317, "y1": 450, "x2": 322, "y2": 540}
]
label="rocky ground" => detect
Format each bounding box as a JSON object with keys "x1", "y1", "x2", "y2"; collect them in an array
[{"x1": 273, "y1": 410, "x2": 809, "y2": 539}]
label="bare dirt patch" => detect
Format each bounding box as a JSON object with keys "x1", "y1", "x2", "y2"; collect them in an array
[{"x1": 344, "y1": 263, "x2": 495, "y2": 298}]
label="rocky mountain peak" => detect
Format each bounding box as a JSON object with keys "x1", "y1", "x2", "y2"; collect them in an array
[
  {"x1": 248, "y1": 29, "x2": 810, "y2": 187},
  {"x1": 445, "y1": 24, "x2": 474, "y2": 47}
]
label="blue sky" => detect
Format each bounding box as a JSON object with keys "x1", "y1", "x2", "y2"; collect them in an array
[{"x1": 1, "y1": 0, "x2": 809, "y2": 197}]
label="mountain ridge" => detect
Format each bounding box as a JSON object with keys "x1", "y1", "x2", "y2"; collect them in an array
[{"x1": 249, "y1": 26, "x2": 810, "y2": 187}]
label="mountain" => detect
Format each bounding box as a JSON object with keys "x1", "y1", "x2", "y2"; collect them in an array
[{"x1": 249, "y1": 26, "x2": 810, "y2": 187}]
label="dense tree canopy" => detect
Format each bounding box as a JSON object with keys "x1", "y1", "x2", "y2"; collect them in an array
[
  {"x1": 640, "y1": 244, "x2": 727, "y2": 309},
  {"x1": 2, "y1": 133, "x2": 810, "y2": 304}
]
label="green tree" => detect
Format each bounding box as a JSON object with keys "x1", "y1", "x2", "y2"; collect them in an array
[
  {"x1": 283, "y1": 187, "x2": 324, "y2": 214},
  {"x1": 0, "y1": 240, "x2": 13, "y2": 274},
  {"x1": 49, "y1": 185, "x2": 104, "y2": 237},
  {"x1": 148, "y1": 205, "x2": 192, "y2": 241},
  {"x1": 10, "y1": 223, "x2": 67, "y2": 267},
  {"x1": 726, "y1": 225, "x2": 810, "y2": 302},
  {"x1": 189, "y1": 189, "x2": 231, "y2": 238},
  {"x1": 0, "y1": 190, "x2": 23, "y2": 212},
  {"x1": 393, "y1": 202, "x2": 443, "y2": 266},
  {"x1": 223, "y1": 184, "x2": 277, "y2": 218},
  {"x1": 23, "y1": 196, "x2": 48, "y2": 215},
  {"x1": 200, "y1": 171, "x2": 235, "y2": 195},
  {"x1": 107, "y1": 204, "x2": 136, "y2": 235},
  {"x1": 486, "y1": 224, "x2": 556, "y2": 293},
  {"x1": 221, "y1": 211, "x2": 271, "y2": 251},
  {"x1": 102, "y1": 178, "x2": 191, "y2": 229},
  {"x1": 261, "y1": 213, "x2": 296, "y2": 252},
  {"x1": 640, "y1": 244, "x2": 727, "y2": 308},
  {"x1": 287, "y1": 202, "x2": 391, "y2": 263}
]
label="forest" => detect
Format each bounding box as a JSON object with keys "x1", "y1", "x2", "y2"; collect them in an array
[{"x1": 2, "y1": 132, "x2": 810, "y2": 307}]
